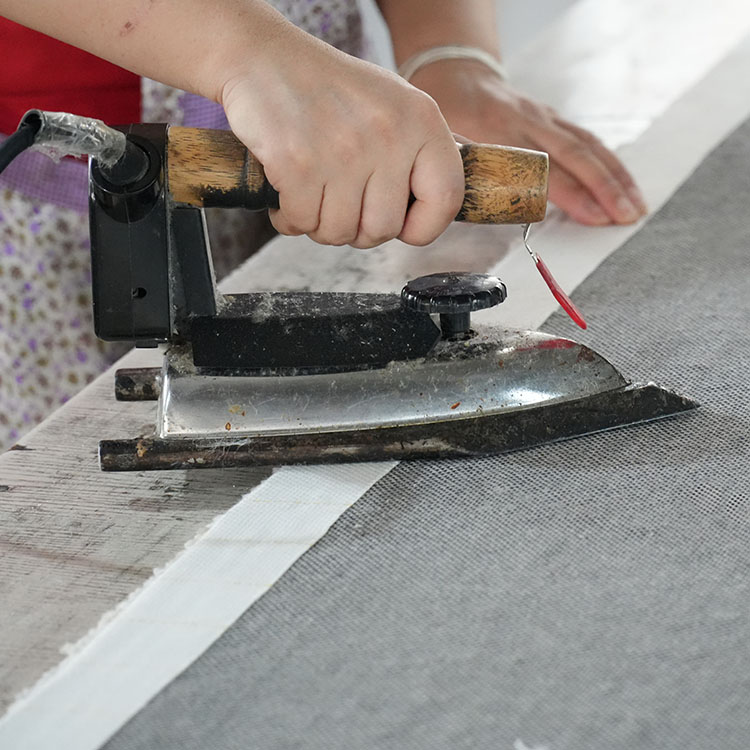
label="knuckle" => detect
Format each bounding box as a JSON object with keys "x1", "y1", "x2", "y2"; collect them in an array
[
  {"x1": 558, "y1": 139, "x2": 591, "y2": 162},
  {"x1": 593, "y1": 176, "x2": 625, "y2": 198},
  {"x1": 312, "y1": 226, "x2": 359, "y2": 247},
  {"x1": 359, "y1": 212, "x2": 404, "y2": 246},
  {"x1": 276, "y1": 202, "x2": 319, "y2": 235},
  {"x1": 356, "y1": 225, "x2": 401, "y2": 249},
  {"x1": 350, "y1": 236, "x2": 378, "y2": 250},
  {"x1": 270, "y1": 213, "x2": 303, "y2": 237},
  {"x1": 330, "y1": 120, "x2": 369, "y2": 157},
  {"x1": 332, "y1": 136, "x2": 360, "y2": 166},
  {"x1": 288, "y1": 152, "x2": 316, "y2": 182},
  {"x1": 613, "y1": 167, "x2": 636, "y2": 188},
  {"x1": 437, "y1": 181, "x2": 466, "y2": 216},
  {"x1": 405, "y1": 230, "x2": 438, "y2": 248},
  {"x1": 411, "y1": 89, "x2": 443, "y2": 123},
  {"x1": 580, "y1": 128, "x2": 603, "y2": 147},
  {"x1": 365, "y1": 106, "x2": 398, "y2": 142},
  {"x1": 336, "y1": 231, "x2": 360, "y2": 247},
  {"x1": 402, "y1": 214, "x2": 450, "y2": 247},
  {"x1": 292, "y1": 219, "x2": 320, "y2": 235},
  {"x1": 266, "y1": 146, "x2": 316, "y2": 186},
  {"x1": 518, "y1": 97, "x2": 550, "y2": 121}
]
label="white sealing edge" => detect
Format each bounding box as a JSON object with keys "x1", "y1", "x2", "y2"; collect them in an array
[
  {"x1": 0, "y1": 462, "x2": 395, "y2": 749},
  {"x1": 2, "y1": 33, "x2": 750, "y2": 750},
  {"x1": 484, "y1": 34, "x2": 750, "y2": 331}
]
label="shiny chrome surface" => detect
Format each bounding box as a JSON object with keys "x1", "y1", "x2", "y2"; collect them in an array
[{"x1": 157, "y1": 327, "x2": 627, "y2": 439}]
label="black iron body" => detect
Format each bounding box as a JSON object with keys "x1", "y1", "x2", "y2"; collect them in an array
[{"x1": 88, "y1": 125, "x2": 444, "y2": 372}]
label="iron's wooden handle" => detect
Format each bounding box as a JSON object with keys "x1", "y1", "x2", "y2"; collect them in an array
[
  {"x1": 166, "y1": 126, "x2": 548, "y2": 224},
  {"x1": 167, "y1": 127, "x2": 276, "y2": 212},
  {"x1": 456, "y1": 142, "x2": 548, "y2": 224}
]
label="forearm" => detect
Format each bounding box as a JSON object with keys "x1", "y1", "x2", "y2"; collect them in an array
[
  {"x1": 0, "y1": 0, "x2": 295, "y2": 103},
  {"x1": 0, "y1": 0, "x2": 469, "y2": 247},
  {"x1": 376, "y1": 0, "x2": 500, "y2": 65}
]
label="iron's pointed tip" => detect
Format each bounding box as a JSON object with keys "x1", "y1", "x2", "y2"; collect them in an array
[{"x1": 637, "y1": 382, "x2": 700, "y2": 415}]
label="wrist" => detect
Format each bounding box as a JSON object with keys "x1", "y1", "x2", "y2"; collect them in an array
[
  {"x1": 201, "y1": 1, "x2": 296, "y2": 105},
  {"x1": 406, "y1": 55, "x2": 511, "y2": 102},
  {"x1": 398, "y1": 45, "x2": 508, "y2": 84},
  {"x1": 406, "y1": 58, "x2": 514, "y2": 140}
]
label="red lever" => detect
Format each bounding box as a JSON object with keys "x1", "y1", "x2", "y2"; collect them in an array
[{"x1": 523, "y1": 224, "x2": 587, "y2": 330}]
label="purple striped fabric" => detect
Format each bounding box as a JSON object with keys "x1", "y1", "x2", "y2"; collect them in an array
[{"x1": 0, "y1": 143, "x2": 89, "y2": 213}]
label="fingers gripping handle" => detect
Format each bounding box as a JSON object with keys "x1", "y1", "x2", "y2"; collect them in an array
[{"x1": 166, "y1": 127, "x2": 549, "y2": 225}]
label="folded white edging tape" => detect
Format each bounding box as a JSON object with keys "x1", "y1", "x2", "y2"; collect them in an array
[
  {"x1": 2, "y1": 35, "x2": 750, "y2": 750},
  {"x1": 486, "y1": 35, "x2": 750, "y2": 330},
  {"x1": 0, "y1": 462, "x2": 395, "y2": 749}
]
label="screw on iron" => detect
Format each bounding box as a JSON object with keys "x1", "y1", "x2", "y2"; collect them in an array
[{"x1": 401, "y1": 272, "x2": 507, "y2": 338}]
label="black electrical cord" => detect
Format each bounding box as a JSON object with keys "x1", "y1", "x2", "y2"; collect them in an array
[{"x1": 0, "y1": 116, "x2": 41, "y2": 174}]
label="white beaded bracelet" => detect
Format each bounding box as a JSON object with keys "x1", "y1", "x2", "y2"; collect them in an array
[{"x1": 398, "y1": 45, "x2": 509, "y2": 83}]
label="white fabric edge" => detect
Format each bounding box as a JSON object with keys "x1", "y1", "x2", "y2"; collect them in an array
[
  {"x1": 486, "y1": 35, "x2": 750, "y2": 330},
  {"x1": 0, "y1": 462, "x2": 395, "y2": 748},
  {"x1": 2, "y1": 34, "x2": 750, "y2": 750}
]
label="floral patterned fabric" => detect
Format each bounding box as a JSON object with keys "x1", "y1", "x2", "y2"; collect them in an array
[
  {"x1": 0, "y1": 0, "x2": 365, "y2": 451},
  {"x1": 268, "y1": 0, "x2": 364, "y2": 56},
  {"x1": 0, "y1": 189, "x2": 129, "y2": 444}
]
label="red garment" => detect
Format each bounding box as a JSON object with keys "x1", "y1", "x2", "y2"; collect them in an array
[{"x1": 0, "y1": 17, "x2": 140, "y2": 135}]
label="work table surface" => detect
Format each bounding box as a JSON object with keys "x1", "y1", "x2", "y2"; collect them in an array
[{"x1": 2, "y1": 0, "x2": 750, "y2": 721}]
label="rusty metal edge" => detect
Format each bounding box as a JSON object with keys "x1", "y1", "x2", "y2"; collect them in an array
[{"x1": 114, "y1": 368, "x2": 162, "y2": 401}]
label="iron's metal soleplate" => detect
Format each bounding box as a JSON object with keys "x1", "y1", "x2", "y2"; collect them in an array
[
  {"x1": 100, "y1": 328, "x2": 697, "y2": 471},
  {"x1": 99, "y1": 382, "x2": 697, "y2": 470},
  {"x1": 156, "y1": 329, "x2": 627, "y2": 439}
]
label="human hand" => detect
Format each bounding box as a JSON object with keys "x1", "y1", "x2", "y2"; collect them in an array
[
  {"x1": 409, "y1": 59, "x2": 647, "y2": 226},
  {"x1": 219, "y1": 27, "x2": 464, "y2": 248}
]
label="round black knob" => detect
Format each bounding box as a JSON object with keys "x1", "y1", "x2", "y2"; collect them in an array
[{"x1": 401, "y1": 272, "x2": 507, "y2": 337}]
